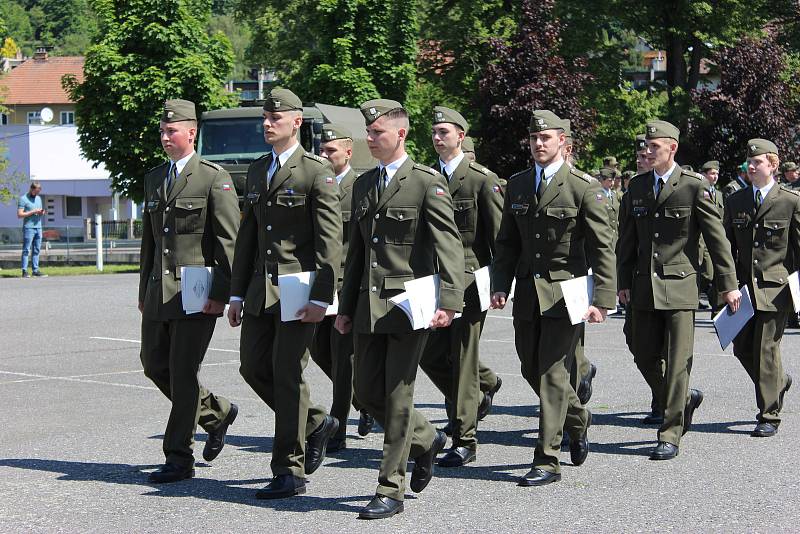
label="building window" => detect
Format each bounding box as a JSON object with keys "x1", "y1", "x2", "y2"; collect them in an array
[
  {"x1": 0, "y1": 114, "x2": 7, "y2": 125},
  {"x1": 60, "y1": 111, "x2": 75, "y2": 125},
  {"x1": 27, "y1": 111, "x2": 42, "y2": 125},
  {"x1": 64, "y1": 196, "x2": 82, "y2": 218}
]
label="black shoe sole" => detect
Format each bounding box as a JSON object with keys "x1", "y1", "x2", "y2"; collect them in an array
[
  {"x1": 438, "y1": 452, "x2": 476, "y2": 468},
  {"x1": 148, "y1": 468, "x2": 195, "y2": 483},
  {"x1": 359, "y1": 503, "x2": 404, "y2": 519},
  {"x1": 255, "y1": 485, "x2": 307, "y2": 500},
  {"x1": 517, "y1": 473, "x2": 561, "y2": 486}
]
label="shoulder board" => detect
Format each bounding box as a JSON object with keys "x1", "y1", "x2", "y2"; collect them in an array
[
  {"x1": 303, "y1": 152, "x2": 327, "y2": 164},
  {"x1": 414, "y1": 163, "x2": 438, "y2": 176},
  {"x1": 508, "y1": 167, "x2": 532, "y2": 182},
  {"x1": 681, "y1": 169, "x2": 703, "y2": 180},
  {"x1": 779, "y1": 184, "x2": 800, "y2": 196},
  {"x1": 200, "y1": 159, "x2": 223, "y2": 171},
  {"x1": 468, "y1": 162, "x2": 490, "y2": 176},
  {"x1": 568, "y1": 167, "x2": 592, "y2": 183}
]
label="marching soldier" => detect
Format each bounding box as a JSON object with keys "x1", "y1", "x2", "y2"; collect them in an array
[
  {"x1": 491, "y1": 110, "x2": 616, "y2": 486},
  {"x1": 139, "y1": 99, "x2": 240, "y2": 483},
  {"x1": 723, "y1": 139, "x2": 796, "y2": 437},
  {"x1": 723, "y1": 162, "x2": 749, "y2": 200},
  {"x1": 617, "y1": 120, "x2": 741, "y2": 460},
  {"x1": 419, "y1": 106, "x2": 504, "y2": 467},
  {"x1": 228, "y1": 88, "x2": 342, "y2": 499},
  {"x1": 780, "y1": 161, "x2": 800, "y2": 189},
  {"x1": 335, "y1": 99, "x2": 465, "y2": 519},
  {"x1": 462, "y1": 136, "x2": 476, "y2": 162},
  {"x1": 699, "y1": 161, "x2": 725, "y2": 314},
  {"x1": 312, "y1": 124, "x2": 374, "y2": 451}
]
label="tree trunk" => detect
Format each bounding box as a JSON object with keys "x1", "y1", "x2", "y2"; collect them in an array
[{"x1": 687, "y1": 35, "x2": 703, "y2": 91}]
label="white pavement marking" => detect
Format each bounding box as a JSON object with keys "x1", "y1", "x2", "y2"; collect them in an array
[
  {"x1": 89, "y1": 336, "x2": 239, "y2": 353},
  {"x1": 0, "y1": 369, "x2": 157, "y2": 390}
]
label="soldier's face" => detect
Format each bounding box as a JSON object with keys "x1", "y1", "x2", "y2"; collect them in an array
[
  {"x1": 366, "y1": 116, "x2": 405, "y2": 161},
  {"x1": 785, "y1": 170, "x2": 798, "y2": 182},
  {"x1": 159, "y1": 121, "x2": 196, "y2": 160},
  {"x1": 703, "y1": 169, "x2": 719, "y2": 185},
  {"x1": 529, "y1": 129, "x2": 564, "y2": 166},
  {"x1": 747, "y1": 154, "x2": 777, "y2": 184},
  {"x1": 601, "y1": 176, "x2": 613, "y2": 190},
  {"x1": 263, "y1": 111, "x2": 302, "y2": 145},
  {"x1": 431, "y1": 123, "x2": 464, "y2": 157},
  {"x1": 320, "y1": 140, "x2": 352, "y2": 174},
  {"x1": 636, "y1": 150, "x2": 650, "y2": 173},
  {"x1": 645, "y1": 138, "x2": 676, "y2": 170}
]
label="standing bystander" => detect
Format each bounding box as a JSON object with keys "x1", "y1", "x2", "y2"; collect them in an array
[{"x1": 17, "y1": 181, "x2": 47, "y2": 278}]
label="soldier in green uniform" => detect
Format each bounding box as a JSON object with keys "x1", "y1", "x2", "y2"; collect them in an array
[
  {"x1": 622, "y1": 170, "x2": 635, "y2": 193},
  {"x1": 462, "y1": 136, "x2": 476, "y2": 162},
  {"x1": 723, "y1": 139, "x2": 796, "y2": 437},
  {"x1": 780, "y1": 161, "x2": 799, "y2": 189},
  {"x1": 139, "y1": 99, "x2": 240, "y2": 483},
  {"x1": 418, "y1": 106, "x2": 504, "y2": 467},
  {"x1": 617, "y1": 120, "x2": 741, "y2": 460},
  {"x1": 599, "y1": 167, "x2": 621, "y2": 244},
  {"x1": 227, "y1": 88, "x2": 342, "y2": 499},
  {"x1": 335, "y1": 99, "x2": 465, "y2": 519},
  {"x1": 699, "y1": 160, "x2": 725, "y2": 314},
  {"x1": 311, "y1": 124, "x2": 373, "y2": 451},
  {"x1": 723, "y1": 162, "x2": 749, "y2": 201},
  {"x1": 491, "y1": 110, "x2": 616, "y2": 486}
]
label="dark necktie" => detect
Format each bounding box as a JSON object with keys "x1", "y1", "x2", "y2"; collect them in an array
[
  {"x1": 377, "y1": 167, "x2": 387, "y2": 197},
  {"x1": 536, "y1": 170, "x2": 546, "y2": 201},
  {"x1": 267, "y1": 156, "x2": 281, "y2": 185},
  {"x1": 655, "y1": 177, "x2": 663, "y2": 198},
  {"x1": 165, "y1": 164, "x2": 177, "y2": 196},
  {"x1": 709, "y1": 187, "x2": 716, "y2": 202},
  {"x1": 756, "y1": 189, "x2": 763, "y2": 208},
  {"x1": 441, "y1": 164, "x2": 449, "y2": 181}
]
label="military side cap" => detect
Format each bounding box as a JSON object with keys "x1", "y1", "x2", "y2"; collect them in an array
[
  {"x1": 645, "y1": 120, "x2": 679, "y2": 142},
  {"x1": 462, "y1": 136, "x2": 475, "y2": 153},
  {"x1": 529, "y1": 109, "x2": 565, "y2": 133},
  {"x1": 263, "y1": 87, "x2": 303, "y2": 112},
  {"x1": 782, "y1": 161, "x2": 797, "y2": 172},
  {"x1": 563, "y1": 119, "x2": 572, "y2": 141},
  {"x1": 603, "y1": 156, "x2": 618, "y2": 167},
  {"x1": 681, "y1": 164, "x2": 694, "y2": 172},
  {"x1": 433, "y1": 106, "x2": 469, "y2": 133},
  {"x1": 598, "y1": 167, "x2": 616, "y2": 179},
  {"x1": 622, "y1": 170, "x2": 636, "y2": 180},
  {"x1": 635, "y1": 133, "x2": 646, "y2": 152},
  {"x1": 739, "y1": 162, "x2": 748, "y2": 172},
  {"x1": 361, "y1": 99, "x2": 404, "y2": 125},
  {"x1": 162, "y1": 99, "x2": 196, "y2": 123},
  {"x1": 321, "y1": 124, "x2": 352, "y2": 142},
  {"x1": 746, "y1": 138, "x2": 779, "y2": 157},
  {"x1": 701, "y1": 160, "x2": 719, "y2": 171}
]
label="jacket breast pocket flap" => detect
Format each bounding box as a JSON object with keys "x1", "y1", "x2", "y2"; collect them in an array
[
  {"x1": 662, "y1": 263, "x2": 693, "y2": 278},
  {"x1": 276, "y1": 194, "x2": 306, "y2": 207},
  {"x1": 546, "y1": 206, "x2": 578, "y2": 219},
  {"x1": 385, "y1": 207, "x2": 417, "y2": 221},
  {"x1": 664, "y1": 206, "x2": 690, "y2": 219},
  {"x1": 762, "y1": 267, "x2": 789, "y2": 284},
  {"x1": 453, "y1": 199, "x2": 475, "y2": 212}
]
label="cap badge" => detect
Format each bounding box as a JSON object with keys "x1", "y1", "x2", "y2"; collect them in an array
[
  {"x1": 436, "y1": 112, "x2": 443, "y2": 120},
  {"x1": 369, "y1": 107, "x2": 376, "y2": 116},
  {"x1": 750, "y1": 145, "x2": 757, "y2": 151},
  {"x1": 166, "y1": 111, "x2": 174, "y2": 119},
  {"x1": 648, "y1": 126, "x2": 656, "y2": 133},
  {"x1": 273, "y1": 100, "x2": 281, "y2": 108}
]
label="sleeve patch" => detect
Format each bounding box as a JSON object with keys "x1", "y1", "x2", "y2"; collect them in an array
[
  {"x1": 222, "y1": 183, "x2": 232, "y2": 191},
  {"x1": 492, "y1": 185, "x2": 502, "y2": 193},
  {"x1": 435, "y1": 187, "x2": 446, "y2": 196},
  {"x1": 325, "y1": 176, "x2": 335, "y2": 184}
]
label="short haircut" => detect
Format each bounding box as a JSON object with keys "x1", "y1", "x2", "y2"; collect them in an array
[
  {"x1": 30, "y1": 181, "x2": 41, "y2": 190},
  {"x1": 323, "y1": 137, "x2": 353, "y2": 150},
  {"x1": 384, "y1": 108, "x2": 410, "y2": 131},
  {"x1": 767, "y1": 153, "x2": 780, "y2": 168}
]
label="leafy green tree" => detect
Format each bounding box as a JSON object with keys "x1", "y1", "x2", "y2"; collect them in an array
[
  {"x1": 63, "y1": 0, "x2": 237, "y2": 201},
  {"x1": 208, "y1": 14, "x2": 251, "y2": 79},
  {"x1": 0, "y1": 1, "x2": 34, "y2": 53}
]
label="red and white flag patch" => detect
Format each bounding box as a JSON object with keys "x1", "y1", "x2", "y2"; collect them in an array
[
  {"x1": 435, "y1": 187, "x2": 446, "y2": 196},
  {"x1": 596, "y1": 193, "x2": 604, "y2": 201},
  {"x1": 703, "y1": 190, "x2": 710, "y2": 199},
  {"x1": 222, "y1": 183, "x2": 232, "y2": 191},
  {"x1": 492, "y1": 185, "x2": 502, "y2": 193},
  {"x1": 325, "y1": 176, "x2": 334, "y2": 184}
]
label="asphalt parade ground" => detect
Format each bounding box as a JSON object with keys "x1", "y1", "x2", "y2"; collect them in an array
[{"x1": 1, "y1": 274, "x2": 798, "y2": 533}]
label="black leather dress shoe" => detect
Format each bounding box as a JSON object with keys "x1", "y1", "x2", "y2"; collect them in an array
[
  {"x1": 682, "y1": 388, "x2": 704, "y2": 435},
  {"x1": 203, "y1": 403, "x2": 238, "y2": 461},
  {"x1": 478, "y1": 377, "x2": 503, "y2": 421},
  {"x1": 326, "y1": 436, "x2": 347, "y2": 452},
  {"x1": 569, "y1": 415, "x2": 590, "y2": 466},
  {"x1": 305, "y1": 415, "x2": 339, "y2": 475},
  {"x1": 358, "y1": 495, "x2": 404, "y2": 519},
  {"x1": 751, "y1": 421, "x2": 778, "y2": 437},
  {"x1": 357, "y1": 410, "x2": 374, "y2": 437},
  {"x1": 410, "y1": 430, "x2": 447, "y2": 492},
  {"x1": 438, "y1": 446, "x2": 476, "y2": 467},
  {"x1": 649, "y1": 441, "x2": 679, "y2": 460},
  {"x1": 517, "y1": 467, "x2": 560, "y2": 487},
  {"x1": 255, "y1": 475, "x2": 306, "y2": 499},
  {"x1": 148, "y1": 463, "x2": 194, "y2": 483},
  {"x1": 577, "y1": 364, "x2": 597, "y2": 405},
  {"x1": 642, "y1": 409, "x2": 664, "y2": 425}
]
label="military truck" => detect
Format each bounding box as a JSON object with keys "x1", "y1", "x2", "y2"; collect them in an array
[{"x1": 197, "y1": 103, "x2": 374, "y2": 204}]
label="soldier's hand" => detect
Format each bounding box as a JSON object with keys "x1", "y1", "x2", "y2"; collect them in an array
[
  {"x1": 430, "y1": 308, "x2": 456, "y2": 329},
  {"x1": 335, "y1": 314, "x2": 352, "y2": 334},
  {"x1": 584, "y1": 306, "x2": 608, "y2": 323},
  {"x1": 297, "y1": 302, "x2": 327, "y2": 323},
  {"x1": 618, "y1": 289, "x2": 631, "y2": 306},
  {"x1": 723, "y1": 289, "x2": 742, "y2": 313},
  {"x1": 138, "y1": 301, "x2": 144, "y2": 314},
  {"x1": 202, "y1": 299, "x2": 226, "y2": 315},
  {"x1": 491, "y1": 292, "x2": 507, "y2": 309},
  {"x1": 227, "y1": 300, "x2": 243, "y2": 327}
]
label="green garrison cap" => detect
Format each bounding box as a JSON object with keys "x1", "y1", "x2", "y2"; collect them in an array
[
  {"x1": 622, "y1": 170, "x2": 636, "y2": 180},
  {"x1": 433, "y1": 106, "x2": 469, "y2": 132},
  {"x1": 321, "y1": 124, "x2": 352, "y2": 142},
  {"x1": 645, "y1": 120, "x2": 679, "y2": 142},
  {"x1": 635, "y1": 133, "x2": 646, "y2": 152},
  {"x1": 782, "y1": 161, "x2": 798, "y2": 172},
  {"x1": 701, "y1": 160, "x2": 720, "y2": 172},
  {"x1": 563, "y1": 119, "x2": 572, "y2": 142},
  {"x1": 529, "y1": 109, "x2": 566, "y2": 133},
  {"x1": 746, "y1": 138, "x2": 779, "y2": 157},
  {"x1": 161, "y1": 99, "x2": 196, "y2": 123},
  {"x1": 598, "y1": 167, "x2": 616, "y2": 179},
  {"x1": 681, "y1": 164, "x2": 694, "y2": 172},
  {"x1": 361, "y1": 98, "x2": 404, "y2": 125},
  {"x1": 462, "y1": 136, "x2": 475, "y2": 153},
  {"x1": 263, "y1": 87, "x2": 303, "y2": 112},
  {"x1": 739, "y1": 162, "x2": 748, "y2": 172},
  {"x1": 603, "y1": 156, "x2": 618, "y2": 167}
]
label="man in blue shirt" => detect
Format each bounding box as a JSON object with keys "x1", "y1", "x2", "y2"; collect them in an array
[{"x1": 17, "y1": 181, "x2": 46, "y2": 278}]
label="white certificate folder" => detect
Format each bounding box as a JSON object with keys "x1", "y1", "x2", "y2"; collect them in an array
[
  {"x1": 277, "y1": 272, "x2": 338, "y2": 322},
  {"x1": 181, "y1": 266, "x2": 213, "y2": 313},
  {"x1": 712, "y1": 285, "x2": 754, "y2": 350},
  {"x1": 389, "y1": 274, "x2": 441, "y2": 330}
]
